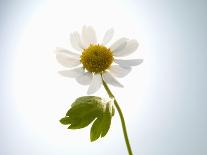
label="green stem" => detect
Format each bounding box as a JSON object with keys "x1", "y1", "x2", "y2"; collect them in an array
[{"x1": 102, "y1": 78, "x2": 133, "y2": 155}]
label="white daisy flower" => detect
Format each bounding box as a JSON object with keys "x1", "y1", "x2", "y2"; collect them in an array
[{"x1": 56, "y1": 26, "x2": 143, "y2": 94}]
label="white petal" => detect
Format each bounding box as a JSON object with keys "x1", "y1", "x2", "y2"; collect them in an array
[
  {"x1": 114, "y1": 59, "x2": 143, "y2": 67},
  {"x1": 102, "y1": 28, "x2": 114, "y2": 45},
  {"x1": 113, "y1": 39, "x2": 139, "y2": 57},
  {"x1": 58, "y1": 67, "x2": 84, "y2": 78},
  {"x1": 81, "y1": 26, "x2": 97, "y2": 48},
  {"x1": 56, "y1": 53, "x2": 80, "y2": 68},
  {"x1": 76, "y1": 72, "x2": 93, "y2": 85},
  {"x1": 87, "y1": 74, "x2": 102, "y2": 94},
  {"x1": 102, "y1": 71, "x2": 123, "y2": 87},
  {"x1": 110, "y1": 38, "x2": 128, "y2": 53},
  {"x1": 109, "y1": 65, "x2": 131, "y2": 78},
  {"x1": 81, "y1": 26, "x2": 89, "y2": 48},
  {"x1": 70, "y1": 31, "x2": 84, "y2": 50},
  {"x1": 55, "y1": 47, "x2": 80, "y2": 58}
]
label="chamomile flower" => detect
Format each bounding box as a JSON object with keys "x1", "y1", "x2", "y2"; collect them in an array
[{"x1": 56, "y1": 26, "x2": 142, "y2": 94}]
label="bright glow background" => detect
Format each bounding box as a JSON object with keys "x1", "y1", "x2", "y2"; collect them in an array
[{"x1": 1, "y1": 0, "x2": 207, "y2": 155}]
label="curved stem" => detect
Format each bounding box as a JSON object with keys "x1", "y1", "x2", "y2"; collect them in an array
[{"x1": 102, "y1": 78, "x2": 133, "y2": 155}]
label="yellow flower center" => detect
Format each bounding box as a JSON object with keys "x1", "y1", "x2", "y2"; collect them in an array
[{"x1": 80, "y1": 44, "x2": 113, "y2": 73}]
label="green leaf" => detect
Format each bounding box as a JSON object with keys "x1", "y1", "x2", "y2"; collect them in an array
[
  {"x1": 71, "y1": 96, "x2": 103, "y2": 108},
  {"x1": 60, "y1": 117, "x2": 71, "y2": 125},
  {"x1": 90, "y1": 102, "x2": 114, "y2": 141},
  {"x1": 90, "y1": 117, "x2": 102, "y2": 141},
  {"x1": 66, "y1": 104, "x2": 94, "y2": 117},
  {"x1": 101, "y1": 113, "x2": 112, "y2": 137},
  {"x1": 68, "y1": 110, "x2": 97, "y2": 129},
  {"x1": 60, "y1": 96, "x2": 115, "y2": 142}
]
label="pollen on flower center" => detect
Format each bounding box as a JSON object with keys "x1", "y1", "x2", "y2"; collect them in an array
[{"x1": 80, "y1": 44, "x2": 113, "y2": 73}]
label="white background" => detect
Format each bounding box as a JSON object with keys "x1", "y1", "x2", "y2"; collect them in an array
[{"x1": 0, "y1": 0, "x2": 207, "y2": 155}]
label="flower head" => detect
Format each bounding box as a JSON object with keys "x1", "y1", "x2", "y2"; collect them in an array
[
  {"x1": 80, "y1": 44, "x2": 113, "y2": 73},
  {"x1": 56, "y1": 26, "x2": 143, "y2": 94}
]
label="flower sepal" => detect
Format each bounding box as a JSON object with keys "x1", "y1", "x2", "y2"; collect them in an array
[{"x1": 60, "y1": 96, "x2": 115, "y2": 142}]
